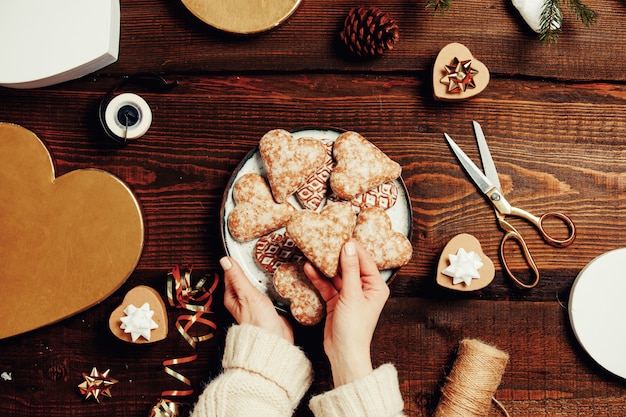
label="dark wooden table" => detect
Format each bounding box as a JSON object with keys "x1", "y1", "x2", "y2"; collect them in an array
[{"x1": 2, "y1": 1, "x2": 626, "y2": 416}]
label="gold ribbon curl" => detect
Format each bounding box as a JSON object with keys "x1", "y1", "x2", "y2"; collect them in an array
[{"x1": 152, "y1": 266, "x2": 218, "y2": 416}]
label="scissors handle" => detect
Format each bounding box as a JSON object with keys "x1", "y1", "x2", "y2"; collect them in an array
[
  {"x1": 499, "y1": 229, "x2": 540, "y2": 289},
  {"x1": 536, "y1": 212, "x2": 576, "y2": 247}
]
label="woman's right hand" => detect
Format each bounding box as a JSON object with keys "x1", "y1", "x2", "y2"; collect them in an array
[{"x1": 305, "y1": 239, "x2": 390, "y2": 387}]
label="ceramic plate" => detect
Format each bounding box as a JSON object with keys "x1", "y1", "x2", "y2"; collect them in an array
[
  {"x1": 220, "y1": 128, "x2": 412, "y2": 304},
  {"x1": 569, "y1": 248, "x2": 626, "y2": 379}
]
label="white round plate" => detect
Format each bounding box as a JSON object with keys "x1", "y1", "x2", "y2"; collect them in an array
[
  {"x1": 220, "y1": 128, "x2": 412, "y2": 304},
  {"x1": 569, "y1": 248, "x2": 626, "y2": 379}
]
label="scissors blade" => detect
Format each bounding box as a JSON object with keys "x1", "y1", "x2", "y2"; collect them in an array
[
  {"x1": 472, "y1": 121, "x2": 502, "y2": 191},
  {"x1": 444, "y1": 133, "x2": 496, "y2": 195}
]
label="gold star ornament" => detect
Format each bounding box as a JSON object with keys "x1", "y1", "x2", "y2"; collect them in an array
[
  {"x1": 78, "y1": 367, "x2": 118, "y2": 403},
  {"x1": 440, "y1": 57, "x2": 479, "y2": 93}
]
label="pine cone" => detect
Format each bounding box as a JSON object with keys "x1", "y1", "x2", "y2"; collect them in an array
[{"x1": 340, "y1": 6, "x2": 399, "y2": 57}]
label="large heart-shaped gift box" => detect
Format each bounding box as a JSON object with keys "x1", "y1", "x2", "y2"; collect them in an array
[{"x1": 0, "y1": 123, "x2": 144, "y2": 339}]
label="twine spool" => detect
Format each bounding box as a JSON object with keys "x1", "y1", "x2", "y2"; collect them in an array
[{"x1": 434, "y1": 338, "x2": 509, "y2": 417}]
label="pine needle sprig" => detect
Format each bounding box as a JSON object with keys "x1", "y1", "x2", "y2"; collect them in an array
[
  {"x1": 567, "y1": 0, "x2": 596, "y2": 27},
  {"x1": 539, "y1": 0, "x2": 563, "y2": 43},
  {"x1": 539, "y1": 0, "x2": 596, "y2": 42},
  {"x1": 425, "y1": 0, "x2": 452, "y2": 13}
]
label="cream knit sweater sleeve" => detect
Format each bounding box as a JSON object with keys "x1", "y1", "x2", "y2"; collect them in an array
[
  {"x1": 309, "y1": 364, "x2": 405, "y2": 417},
  {"x1": 190, "y1": 324, "x2": 314, "y2": 417}
]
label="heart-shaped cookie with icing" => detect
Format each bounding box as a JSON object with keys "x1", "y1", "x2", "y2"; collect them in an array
[
  {"x1": 330, "y1": 131, "x2": 401, "y2": 200},
  {"x1": 436, "y1": 233, "x2": 495, "y2": 291},
  {"x1": 228, "y1": 173, "x2": 296, "y2": 242},
  {"x1": 433, "y1": 43, "x2": 490, "y2": 101},
  {"x1": 0, "y1": 123, "x2": 144, "y2": 339},
  {"x1": 109, "y1": 285, "x2": 168, "y2": 343},
  {"x1": 260, "y1": 129, "x2": 327, "y2": 203},
  {"x1": 286, "y1": 202, "x2": 356, "y2": 278},
  {"x1": 353, "y1": 207, "x2": 412, "y2": 270},
  {"x1": 273, "y1": 261, "x2": 325, "y2": 326}
]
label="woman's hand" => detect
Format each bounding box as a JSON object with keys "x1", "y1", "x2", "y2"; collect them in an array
[
  {"x1": 220, "y1": 256, "x2": 294, "y2": 343},
  {"x1": 305, "y1": 239, "x2": 390, "y2": 386}
]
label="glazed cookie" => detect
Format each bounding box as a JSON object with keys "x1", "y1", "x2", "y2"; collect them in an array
[
  {"x1": 353, "y1": 207, "x2": 412, "y2": 270},
  {"x1": 273, "y1": 261, "x2": 325, "y2": 326},
  {"x1": 296, "y1": 140, "x2": 335, "y2": 211},
  {"x1": 286, "y1": 202, "x2": 356, "y2": 278},
  {"x1": 330, "y1": 131, "x2": 401, "y2": 200},
  {"x1": 227, "y1": 173, "x2": 296, "y2": 242},
  {"x1": 259, "y1": 129, "x2": 327, "y2": 203},
  {"x1": 330, "y1": 180, "x2": 398, "y2": 212},
  {"x1": 351, "y1": 181, "x2": 398, "y2": 210},
  {"x1": 255, "y1": 231, "x2": 304, "y2": 274}
]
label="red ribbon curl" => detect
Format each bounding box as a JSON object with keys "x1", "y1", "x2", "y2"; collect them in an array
[{"x1": 152, "y1": 266, "x2": 218, "y2": 415}]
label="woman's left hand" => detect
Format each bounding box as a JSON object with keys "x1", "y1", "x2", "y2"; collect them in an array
[{"x1": 220, "y1": 256, "x2": 294, "y2": 343}]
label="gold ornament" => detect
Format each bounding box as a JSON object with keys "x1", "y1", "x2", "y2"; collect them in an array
[
  {"x1": 78, "y1": 367, "x2": 118, "y2": 403},
  {"x1": 440, "y1": 57, "x2": 479, "y2": 93}
]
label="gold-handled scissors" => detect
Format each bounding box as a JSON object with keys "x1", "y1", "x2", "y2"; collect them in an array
[{"x1": 444, "y1": 121, "x2": 576, "y2": 289}]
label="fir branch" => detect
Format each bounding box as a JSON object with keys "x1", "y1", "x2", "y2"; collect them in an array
[
  {"x1": 539, "y1": 0, "x2": 563, "y2": 43},
  {"x1": 425, "y1": 0, "x2": 452, "y2": 13},
  {"x1": 567, "y1": 0, "x2": 596, "y2": 27}
]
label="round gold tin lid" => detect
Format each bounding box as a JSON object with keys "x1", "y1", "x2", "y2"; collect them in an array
[{"x1": 181, "y1": 0, "x2": 302, "y2": 35}]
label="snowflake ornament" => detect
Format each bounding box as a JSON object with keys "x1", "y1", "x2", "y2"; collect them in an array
[
  {"x1": 120, "y1": 302, "x2": 158, "y2": 342},
  {"x1": 442, "y1": 248, "x2": 484, "y2": 286}
]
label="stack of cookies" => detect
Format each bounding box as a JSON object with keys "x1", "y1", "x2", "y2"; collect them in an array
[{"x1": 227, "y1": 129, "x2": 412, "y2": 325}]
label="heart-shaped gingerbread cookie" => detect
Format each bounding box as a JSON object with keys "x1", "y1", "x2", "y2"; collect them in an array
[
  {"x1": 0, "y1": 123, "x2": 144, "y2": 339},
  {"x1": 227, "y1": 173, "x2": 296, "y2": 242},
  {"x1": 433, "y1": 43, "x2": 490, "y2": 101},
  {"x1": 436, "y1": 233, "x2": 495, "y2": 291},
  {"x1": 353, "y1": 207, "x2": 412, "y2": 270},
  {"x1": 109, "y1": 285, "x2": 168, "y2": 343},
  {"x1": 286, "y1": 202, "x2": 356, "y2": 278},
  {"x1": 260, "y1": 129, "x2": 327, "y2": 203},
  {"x1": 330, "y1": 131, "x2": 401, "y2": 200},
  {"x1": 273, "y1": 261, "x2": 324, "y2": 326}
]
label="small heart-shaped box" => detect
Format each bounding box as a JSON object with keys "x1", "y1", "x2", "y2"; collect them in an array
[
  {"x1": 436, "y1": 233, "x2": 495, "y2": 291},
  {"x1": 109, "y1": 286, "x2": 168, "y2": 343},
  {"x1": 433, "y1": 43, "x2": 490, "y2": 101}
]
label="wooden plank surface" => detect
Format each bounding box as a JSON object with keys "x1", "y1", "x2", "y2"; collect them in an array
[
  {"x1": 112, "y1": 0, "x2": 626, "y2": 80},
  {"x1": 1, "y1": 0, "x2": 626, "y2": 416},
  {"x1": 1, "y1": 75, "x2": 624, "y2": 297}
]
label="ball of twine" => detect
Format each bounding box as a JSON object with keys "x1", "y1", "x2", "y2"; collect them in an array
[{"x1": 434, "y1": 339, "x2": 510, "y2": 417}]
